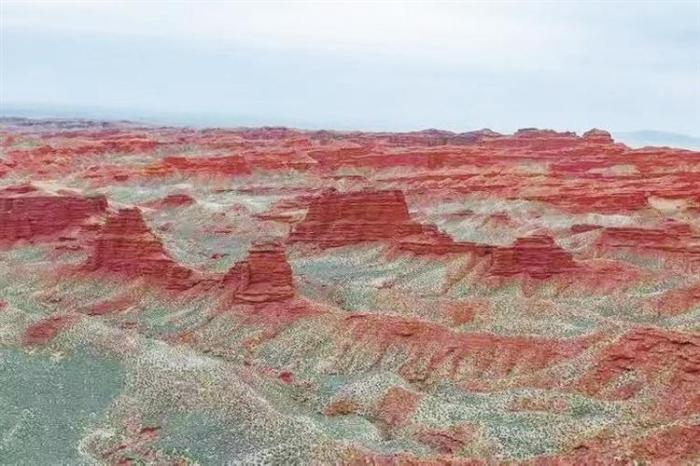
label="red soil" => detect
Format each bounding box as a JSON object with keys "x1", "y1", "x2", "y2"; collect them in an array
[{"x1": 23, "y1": 314, "x2": 76, "y2": 346}]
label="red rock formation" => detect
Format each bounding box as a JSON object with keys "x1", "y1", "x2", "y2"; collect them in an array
[
  {"x1": 223, "y1": 240, "x2": 294, "y2": 302},
  {"x1": 289, "y1": 189, "x2": 416, "y2": 243},
  {"x1": 144, "y1": 193, "x2": 195, "y2": 209},
  {"x1": 533, "y1": 424, "x2": 700, "y2": 465},
  {"x1": 156, "y1": 155, "x2": 251, "y2": 176},
  {"x1": 596, "y1": 222, "x2": 700, "y2": 270},
  {"x1": 23, "y1": 314, "x2": 76, "y2": 346},
  {"x1": 396, "y1": 227, "x2": 492, "y2": 256},
  {"x1": 289, "y1": 189, "x2": 456, "y2": 250},
  {"x1": 414, "y1": 425, "x2": 475, "y2": 455},
  {"x1": 577, "y1": 327, "x2": 700, "y2": 416},
  {"x1": 490, "y1": 235, "x2": 578, "y2": 279},
  {"x1": 582, "y1": 128, "x2": 614, "y2": 144},
  {"x1": 569, "y1": 224, "x2": 602, "y2": 234},
  {"x1": 376, "y1": 386, "x2": 422, "y2": 429},
  {"x1": 86, "y1": 208, "x2": 196, "y2": 291},
  {"x1": 655, "y1": 282, "x2": 700, "y2": 316},
  {"x1": 0, "y1": 187, "x2": 107, "y2": 245},
  {"x1": 339, "y1": 314, "x2": 593, "y2": 383}
]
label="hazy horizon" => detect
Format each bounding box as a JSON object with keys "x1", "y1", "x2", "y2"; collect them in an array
[{"x1": 2, "y1": 1, "x2": 699, "y2": 136}]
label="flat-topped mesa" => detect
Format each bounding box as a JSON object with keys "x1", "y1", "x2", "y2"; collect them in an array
[
  {"x1": 515, "y1": 128, "x2": 578, "y2": 138},
  {"x1": 86, "y1": 208, "x2": 196, "y2": 291},
  {"x1": 223, "y1": 240, "x2": 295, "y2": 303},
  {"x1": 288, "y1": 189, "x2": 428, "y2": 248},
  {"x1": 490, "y1": 234, "x2": 578, "y2": 279},
  {"x1": 0, "y1": 185, "x2": 107, "y2": 244}
]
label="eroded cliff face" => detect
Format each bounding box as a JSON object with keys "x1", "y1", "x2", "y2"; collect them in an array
[
  {"x1": 223, "y1": 240, "x2": 295, "y2": 303},
  {"x1": 0, "y1": 185, "x2": 107, "y2": 244},
  {"x1": 1, "y1": 120, "x2": 698, "y2": 465},
  {"x1": 85, "y1": 208, "x2": 197, "y2": 290},
  {"x1": 490, "y1": 235, "x2": 578, "y2": 279},
  {"x1": 289, "y1": 189, "x2": 428, "y2": 247},
  {"x1": 577, "y1": 327, "x2": 700, "y2": 416}
]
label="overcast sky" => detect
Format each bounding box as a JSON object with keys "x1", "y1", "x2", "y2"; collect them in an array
[{"x1": 1, "y1": 1, "x2": 699, "y2": 134}]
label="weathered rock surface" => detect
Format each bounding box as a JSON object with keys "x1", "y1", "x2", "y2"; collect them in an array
[
  {"x1": 289, "y1": 189, "x2": 482, "y2": 256},
  {"x1": 490, "y1": 234, "x2": 578, "y2": 279},
  {"x1": 22, "y1": 314, "x2": 76, "y2": 346},
  {"x1": 223, "y1": 240, "x2": 295, "y2": 302},
  {"x1": 337, "y1": 314, "x2": 593, "y2": 383},
  {"x1": 0, "y1": 186, "x2": 107, "y2": 244},
  {"x1": 156, "y1": 154, "x2": 251, "y2": 176},
  {"x1": 597, "y1": 221, "x2": 700, "y2": 270},
  {"x1": 577, "y1": 327, "x2": 700, "y2": 416},
  {"x1": 3, "y1": 120, "x2": 700, "y2": 465},
  {"x1": 289, "y1": 189, "x2": 428, "y2": 248},
  {"x1": 86, "y1": 208, "x2": 196, "y2": 290}
]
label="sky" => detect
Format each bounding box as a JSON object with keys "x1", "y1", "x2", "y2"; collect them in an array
[{"x1": 1, "y1": 1, "x2": 699, "y2": 134}]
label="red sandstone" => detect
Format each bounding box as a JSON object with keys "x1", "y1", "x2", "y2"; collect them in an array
[
  {"x1": 223, "y1": 240, "x2": 295, "y2": 303},
  {"x1": 23, "y1": 314, "x2": 76, "y2": 346},
  {"x1": 490, "y1": 235, "x2": 578, "y2": 279},
  {"x1": 577, "y1": 327, "x2": 700, "y2": 416},
  {"x1": 1, "y1": 187, "x2": 107, "y2": 244},
  {"x1": 86, "y1": 208, "x2": 197, "y2": 291}
]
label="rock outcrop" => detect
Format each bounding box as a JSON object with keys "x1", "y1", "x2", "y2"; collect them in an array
[
  {"x1": 145, "y1": 193, "x2": 195, "y2": 209},
  {"x1": 86, "y1": 208, "x2": 196, "y2": 290},
  {"x1": 23, "y1": 314, "x2": 76, "y2": 346},
  {"x1": 336, "y1": 314, "x2": 593, "y2": 383},
  {"x1": 289, "y1": 189, "x2": 452, "y2": 249},
  {"x1": 156, "y1": 155, "x2": 251, "y2": 176},
  {"x1": 223, "y1": 240, "x2": 294, "y2": 302},
  {"x1": 582, "y1": 128, "x2": 614, "y2": 144},
  {"x1": 577, "y1": 327, "x2": 700, "y2": 416},
  {"x1": 490, "y1": 234, "x2": 578, "y2": 279},
  {"x1": 596, "y1": 222, "x2": 700, "y2": 270},
  {"x1": 0, "y1": 185, "x2": 107, "y2": 245},
  {"x1": 289, "y1": 189, "x2": 425, "y2": 248}
]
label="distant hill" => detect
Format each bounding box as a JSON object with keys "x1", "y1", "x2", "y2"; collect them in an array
[{"x1": 613, "y1": 130, "x2": 700, "y2": 151}]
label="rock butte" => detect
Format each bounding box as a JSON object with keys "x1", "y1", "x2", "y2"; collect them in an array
[
  {"x1": 490, "y1": 234, "x2": 578, "y2": 279},
  {"x1": 223, "y1": 240, "x2": 295, "y2": 303},
  {"x1": 85, "y1": 207, "x2": 197, "y2": 291},
  {"x1": 289, "y1": 188, "x2": 494, "y2": 257},
  {"x1": 289, "y1": 189, "x2": 428, "y2": 248}
]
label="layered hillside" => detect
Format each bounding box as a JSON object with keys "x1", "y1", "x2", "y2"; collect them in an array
[{"x1": 1, "y1": 119, "x2": 698, "y2": 465}]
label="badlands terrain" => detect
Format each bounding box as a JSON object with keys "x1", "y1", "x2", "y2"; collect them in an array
[{"x1": 0, "y1": 118, "x2": 698, "y2": 464}]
